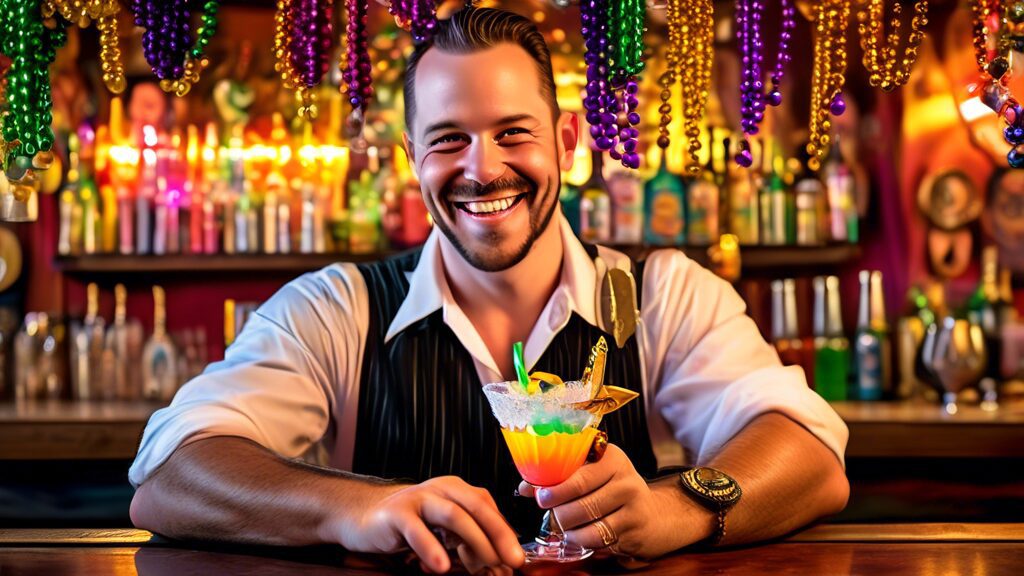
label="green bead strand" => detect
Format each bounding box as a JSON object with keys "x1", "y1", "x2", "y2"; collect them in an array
[
  {"x1": 0, "y1": 0, "x2": 67, "y2": 168},
  {"x1": 608, "y1": 0, "x2": 646, "y2": 78}
]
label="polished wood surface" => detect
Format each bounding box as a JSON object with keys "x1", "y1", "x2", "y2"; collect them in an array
[
  {"x1": 53, "y1": 244, "x2": 861, "y2": 276},
  {"x1": 0, "y1": 524, "x2": 1021, "y2": 575},
  {"x1": 833, "y1": 401, "x2": 1024, "y2": 458},
  {"x1": 0, "y1": 400, "x2": 162, "y2": 460}
]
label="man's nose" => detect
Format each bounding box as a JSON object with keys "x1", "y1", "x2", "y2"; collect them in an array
[{"x1": 461, "y1": 138, "x2": 506, "y2": 186}]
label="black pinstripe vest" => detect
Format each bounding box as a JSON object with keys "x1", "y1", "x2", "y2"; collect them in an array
[{"x1": 353, "y1": 247, "x2": 658, "y2": 537}]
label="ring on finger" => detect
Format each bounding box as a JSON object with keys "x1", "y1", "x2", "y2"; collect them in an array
[
  {"x1": 594, "y1": 518, "x2": 618, "y2": 547},
  {"x1": 580, "y1": 497, "x2": 602, "y2": 523}
]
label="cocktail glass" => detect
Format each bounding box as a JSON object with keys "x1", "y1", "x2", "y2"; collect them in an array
[{"x1": 482, "y1": 379, "x2": 600, "y2": 563}]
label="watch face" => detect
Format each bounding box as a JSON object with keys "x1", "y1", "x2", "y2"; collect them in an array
[{"x1": 696, "y1": 467, "x2": 730, "y2": 488}]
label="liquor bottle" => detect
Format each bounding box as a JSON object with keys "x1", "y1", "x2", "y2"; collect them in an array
[
  {"x1": 968, "y1": 246, "x2": 1004, "y2": 381},
  {"x1": 999, "y1": 268, "x2": 1017, "y2": 325},
  {"x1": 71, "y1": 283, "x2": 106, "y2": 401},
  {"x1": 560, "y1": 181, "x2": 582, "y2": 236},
  {"x1": 58, "y1": 133, "x2": 82, "y2": 256},
  {"x1": 104, "y1": 284, "x2": 144, "y2": 400},
  {"x1": 608, "y1": 167, "x2": 643, "y2": 245},
  {"x1": 78, "y1": 128, "x2": 101, "y2": 255},
  {"x1": 794, "y1": 154, "x2": 826, "y2": 246},
  {"x1": 771, "y1": 279, "x2": 805, "y2": 369},
  {"x1": 768, "y1": 152, "x2": 788, "y2": 246},
  {"x1": 687, "y1": 131, "x2": 720, "y2": 246},
  {"x1": 855, "y1": 270, "x2": 891, "y2": 400},
  {"x1": 13, "y1": 313, "x2": 41, "y2": 400},
  {"x1": 822, "y1": 135, "x2": 855, "y2": 243},
  {"x1": 580, "y1": 148, "x2": 612, "y2": 243},
  {"x1": 643, "y1": 146, "x2": 686, "y2": 246},
  {"x1": 35, "y1": 313, "x2": 65, "y2": 400},
  {"x1": 200, "y1": 122, "x2": 220, "y2": 255},
  {"x1": 142, "y1": 286, "x2": 179, "y2": 402},
  {"x1": 813, "y1": 276, "x2": 849, "y2": 401},
  {"x1": 136, "y1": 125, "x2": 159, "y2": 255}
]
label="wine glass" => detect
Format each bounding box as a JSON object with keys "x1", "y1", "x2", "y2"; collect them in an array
[
  {"x1": 928, "y1": 317, "x2": 987, "y2": 415},
  {"x1": 482, "y1": 380, "x2": 601, "y2": 563}
]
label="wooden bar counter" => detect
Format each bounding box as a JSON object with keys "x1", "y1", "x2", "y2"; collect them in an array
[{"x1": 1, "y1": 524, "x2": 1021, "y2": 575}]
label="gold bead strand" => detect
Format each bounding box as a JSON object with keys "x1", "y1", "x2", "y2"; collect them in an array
[
  {"x1": 856, "y1": 0, "x2": 928, "y2": 92},
  {"x1": 679, "y1": 0, "x2": 714, "y2": 175},
  {"x1": 656, "y1": 0, "x2": 682, "y2": 150}
]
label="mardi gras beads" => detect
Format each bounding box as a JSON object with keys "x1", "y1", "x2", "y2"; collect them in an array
[
  {"x1": 130, "y1": 0, "x2": 220, "y2": 97},
  {"x1": 679, "y1": 0, "x2": 714, "y2": 174},
  {"x1": 857, "y1": 0, "x2": 929, "y2": 92},
  {"x1": 0, "y1": 0, "x2": 67, "y2": 164},
  {"x1": 341, "y1": 0, "x2": 372, "y2": 132},
  {"x1": 734, "y1": 0, "x2": 795, "y2": 167},
  {"x1": 389, "y1": 0, "x2": 437, "y2": 43},
  {"x1": 274, "y1": 0, "x2": 335, "y2": 120},
  {"x1": 42, "y1": 0, "x2": 126, "y2": 93},
  {"x1": 970, "y1": 0, "x2": 1024, "y2": 168},
  {"x1": 581, "y1": 0, "x2": 645, "y2": 169},
  {"x1": 806, "y1": 0, "x2": 850, "y2": 171}
]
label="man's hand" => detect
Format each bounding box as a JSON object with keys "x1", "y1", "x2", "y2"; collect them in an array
[
  {"x1": 518, "y1": 444, "x2": 715, "y2": 559},
  {"x1": 330, "y1": 476, "x2": 524, "y2": 574}
]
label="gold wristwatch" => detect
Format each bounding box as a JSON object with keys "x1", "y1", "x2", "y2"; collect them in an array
[{"x1": 678, "y1": 467, "x2": 742, "y2": 546}]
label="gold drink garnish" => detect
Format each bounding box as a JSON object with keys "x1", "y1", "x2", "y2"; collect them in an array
[
  {"x1": 573, "y1": 337, "x2": 639, "y2": 417},
  {"x1": 580, "y1": 336, "x2": 609, "y2": 391}
]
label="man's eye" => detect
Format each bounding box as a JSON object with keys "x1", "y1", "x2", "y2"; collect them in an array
[
  {"x1": 430, "y1": 134, "x2": 466, "y2": 146},
  {"x1": 496, "y1": 127, "x2": 531, "y2": 143}
]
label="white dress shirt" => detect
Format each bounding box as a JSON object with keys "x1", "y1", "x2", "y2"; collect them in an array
[{"x1": 129, "y1": 213, "x2": 848, "y2": 487}]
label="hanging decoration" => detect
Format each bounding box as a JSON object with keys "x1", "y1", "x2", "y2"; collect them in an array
[
  {"x1": 655, "y1": 0, "x2": 713, "y2": 173},
  {"x1": 129, "y1": 0, "x2": 221, "y2": 97},
  {"x1": 0, "y1": 0, "x2": 67, "y2": 167},
  {"x1": 388, "y1": 0, "x2": 438, "y2": 43},
  {"x1": 340, "y1": 0, "x2": 372, "y2": 133},
  {"x1": 680, "y1": 0, "x2": 714, "y2": 173},
  {"x1": 42, "y1": 0, "x2": 126, "y2": 94},
  {"x1": 275, "y1": 0, "x2": 335, "y2": 120},
  {"x1": 806, "y1": 0, "x2": 850, "y2": 171},
  {"x1": 856, "y1": 0, "x2": 929, "y2": 93},
  {"x1": 970, "y1": 0, "x2": 1024, "y2": 168},
  {"x1": 734, "y1": 0, "x2": 796, "y2": 167},
  {"x1": 581, "y1": 0, "x2": 646, "y2": 170}
]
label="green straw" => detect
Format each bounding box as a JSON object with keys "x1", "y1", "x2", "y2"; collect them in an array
[{"x1": 512, "y1": 341, "x2": 530, "y2": 391}]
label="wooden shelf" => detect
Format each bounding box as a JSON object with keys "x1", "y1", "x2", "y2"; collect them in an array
[
  {"x1": 53, "y1": 252, "x2": 398, "y2": 275},
  {"x1": 54, "y1": 244, "x2": 859, "y2": 275},
  {"x1": 833, "y1": 401, "x2": 1024, "y2": 458},
  {"x1": 0, "y1": 400, "x2": 163, "y2": 460}
]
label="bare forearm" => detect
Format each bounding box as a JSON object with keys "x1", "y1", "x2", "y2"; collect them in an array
[
  {"x1": 129, "y1": 436, "x2": 402, "y2": 547},
  {"x1": 706, "y1": 411, "x2": 849, "y2": 545}
]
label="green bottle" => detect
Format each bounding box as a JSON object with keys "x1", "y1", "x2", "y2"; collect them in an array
[
  {"x1": 644, "y1": 146, "x2": 686, "y2": 245},
  {"x1": 813, "y1": 275, "x2": 850, "y2": 401}
]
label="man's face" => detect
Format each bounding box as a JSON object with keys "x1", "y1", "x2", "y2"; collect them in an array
[{"x1": 405, "y1": 43, "x2": 577, "y2": 272}]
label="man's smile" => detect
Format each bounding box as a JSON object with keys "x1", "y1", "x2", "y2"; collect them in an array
[{"x1": 453, "y1": 192, "x2": 528, "y2": 217}]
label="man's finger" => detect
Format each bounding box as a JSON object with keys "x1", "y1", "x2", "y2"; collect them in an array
[
  {"x1": 396, "y1": 513, "x2": 450, "y2": 574},
  {"x1": 534, "y1": 446, "x2": 621, "y2": 508},
  {"x1": 563, "y1": 508, "x2": 632, "y2": 552},
  {"x1": 441, "y1": 485, "x2": 525, "y2": 567},
  {"x1": 422, "y1": 496, "x2": 503, "y2": 569},
  {"x1": 550, "y1": 482, "x2": 625, "y2": 531},
  {"x1": 516, "y1": 481, "x2": 535, "y2": 498}
]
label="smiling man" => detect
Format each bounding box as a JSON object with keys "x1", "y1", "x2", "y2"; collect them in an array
[{"x1": 128, "y1": 6, "x2": 850, "y2": 576}]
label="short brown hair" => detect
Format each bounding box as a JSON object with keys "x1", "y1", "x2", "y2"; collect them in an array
[{"x1": 403, "y1": 6, "x2": 560, "y2": 132}]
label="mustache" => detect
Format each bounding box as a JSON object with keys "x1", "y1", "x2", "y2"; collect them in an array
[{"x1": 445, "y1": 174, "x2": 537, "y2": 202}]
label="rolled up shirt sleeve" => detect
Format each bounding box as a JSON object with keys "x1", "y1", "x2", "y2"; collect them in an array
[
  {"x1": 128, "y1": 264, "x2": 366, "y2": 488},
  {"x1": 641, "y1": 250, "x2": 848, "y2": 468}
]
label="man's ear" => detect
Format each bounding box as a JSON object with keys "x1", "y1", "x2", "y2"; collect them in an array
[
  {"x1": 402, "y1": 132, "x2": 419, "y2": 179},
  {"x1": 556, "y1": 111, "x2": 579, "y2": 172}
]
